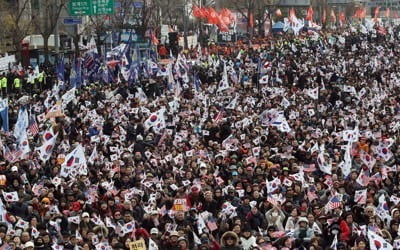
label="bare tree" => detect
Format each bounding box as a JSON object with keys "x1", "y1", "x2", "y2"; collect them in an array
[
  {"x1": 154, "y1": 0, "x2": 181, "y2": 27},
  {"x1": 31, "y1": 0, "x2": 68, "y2": 65},
  {"x1": 135, "y1": 0, "x2": 157, "y2": 37},
  {"x1": 0, "y1": 0, "x2": 32, "y2": 62},
  {"x1": 86, "y1": 15, "x2": 110, "y2": 58},
  {"x1": 111, "y1": 0, "x2": 136, "y2": 44},
  {"x1": 255, "y1": 0, "x2": 278, "y2": 37},
  {"x1": 228, "y1": 0, "x2": 273, "y2": 38}
]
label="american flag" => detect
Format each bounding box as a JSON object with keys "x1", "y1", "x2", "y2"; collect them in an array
[
  {"x1": 2, "y1": 146, "x2": 14, "y2": 162},
  {"x1": 326, "y1": 196, "x2": 341, "y2": 210},
  {"x1": 28, "y1": 115, "x2": 39, "y2": 136},
  {"x1": 307, "y1": 185, "x2": 318, "y2": 202},
  {"x1": 11, "y1": 148, "x2": 22, "y2": 162}
]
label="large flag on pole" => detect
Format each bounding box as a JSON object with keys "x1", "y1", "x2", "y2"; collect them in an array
[
  {"x1": 120, "y1": 33, "x2": 133, "y2": 81},
  {"x1": 306, "y1": 6, "x2": 314, "y2": 21},
  {"x1": 13, "y1": 105, "x2": 29, "y2": 143},
  {"x1": 0, "y1": 99, "x2": 8, "y2": 132},
  {"x1": 37, "y1": 127, "x2": 58, "y2": 162},
  {"x1": 61, "y1": 144, "x2": 87, "y2": 177},
  {"x1": 69, "y1": 59, "x2": 82, "y2": 89},
  {"x1": 57, "y1": 57, "x2": 65, "y2": 84}
]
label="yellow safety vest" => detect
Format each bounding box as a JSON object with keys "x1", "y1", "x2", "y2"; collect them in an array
[
  {"x1": 0, "y1": 77, "x2": 7, "y2": 88},
  {"x1": 14, "y1": 78, "x2": 20, "y2": 88},
  {"x1": 38, "y1": 72, "x2": 44, "y2": 83}
]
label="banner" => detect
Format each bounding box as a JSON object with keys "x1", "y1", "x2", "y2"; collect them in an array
[
  {"x1": 172, "y1": 198, "x2": 188, "y2": 212},
  {"x1": 129, "y1": 239, "x2": 146, "y2": 250},
  {"x1": 0, "y1": 55, "x2": 16, "y2": 72}
]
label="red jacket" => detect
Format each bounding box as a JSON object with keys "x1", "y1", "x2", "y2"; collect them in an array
[{"x1": 339, "y1": 220, "x2": 351, "y2": 242}]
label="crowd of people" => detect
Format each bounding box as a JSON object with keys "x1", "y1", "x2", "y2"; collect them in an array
[{"x1": 0, "y1": 23, "x2": 400, "y2": 250}]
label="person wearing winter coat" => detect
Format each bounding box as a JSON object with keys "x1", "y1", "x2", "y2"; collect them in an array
[
  {"x1": 239, "y1": 226, "x2": 256, "y2": 250},
  {"x1": 246, "y1": 206, "x2": 266, "y2": 230},
  {"x1": 265, "y1": 205, "x2": 286, "y2": 231},
  {"x1": 293, "y1": 217, "x2": 315, "y2": 243},
  {"x1": 220, "y1": 231, "x2": 242, "y2": 250}
]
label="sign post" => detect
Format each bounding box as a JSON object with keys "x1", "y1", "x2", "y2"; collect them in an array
[
  {"x1": 69, "y1": 0, "x2": 115, "y2": 16},
  {"x1": 63, "y1": 17, "x2": 83, "y2": 25}
]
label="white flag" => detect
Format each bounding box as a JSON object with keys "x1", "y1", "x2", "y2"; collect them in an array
[
  {"x1": 13, "y1": 106, "x2": 29, "y2": 143},
  {"x1": 306, "y1": 87, "x2": 319, "y2": 100},
  {"x1": 148, "y1": 238, "x2": 159, "y2": 250},
  {"x1": 37, "y1": 128, "x2": 58, "y2": 162},
  {"x1": 354, "y1": 189, "x2": 367, "y2": 204},
  {"x1": 368, "y1": 230, "x2": 393, "y2": 250},
  {"x1": 217, "y1": 63, "x2": 230, "y2": 92},
  {"x1": 226, "y1": 95, "x2": 238, "y2": 110},
  {"x1": 144, "y1": 109, "x2": 166, "y2": 134},
  {"x1": 88, "y1": 144, "x2": 98, "y2": 165},
  {"x1": 61, "y1": 88, "x2": 76, "y2": 108},
  {"x1": 2, "y1": 191, "x2": 18, "y2": 202},
  {"x1": 60, "y1": 144, "x2": 87, "y2": 177}
]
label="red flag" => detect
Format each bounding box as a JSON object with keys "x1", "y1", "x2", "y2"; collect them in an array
[
  {"x1": 150, "y1": 29, "x2": 159, "y2": 45},
  {"x1": 207, "y1": 7, "x2": 219, "y2": 24},
  {"x1": 374, "y1": 6, "x2": 380, "y2": 22},
  {"x1": 249, "y1": 12, "x2": 254, "y2": 28},
  {"x1": 360, "y1": 8, "x2": 366, "y2": 19},
  {"x1": 306, "y1": 6, "x2": 314, "y2": 21},
  {"x1": 275, "y1": 8, "x2": 282, "y2": 17},
  {"x1": 289, "y1": 8, "x2": 296, "y2": 24},
  {"x1": 385, "y1": 8, "x2": 390, "y2": 18},
  {"x1": 377, "y1": 25, "x2": 387, "y2": 35},
  {"x1": 322, "y1": 9, "x2": 326, "y2": 24},
  {"x1": 339, "y1": 12, "x2": 345, "y2": 24},
  {"x1": 330, "y1": 9, "x2": 336, "y2": 23},
  {"x1": 353, "y1": 8, "x2": 360, "y2": 18},
  {"x1": 220, "y1": 8, "x2": 233, "y2": 26},
  {"x1": 192, "y1": 5, "x2": 202, "y2": 18}
]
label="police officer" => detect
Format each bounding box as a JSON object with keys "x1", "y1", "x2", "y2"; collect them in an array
[
  {"x1": 0, "y1": 73, "x2": 7, "y2": 97},
  {"x1": 28, "y1": 67, "x2": 35, "y2": 94},
  {"x1": 37, "y1": 69, "x2": 44, "y2": 91},
  {"x1": 13, "y1": 75, "x2": 21, "y2": 95}
]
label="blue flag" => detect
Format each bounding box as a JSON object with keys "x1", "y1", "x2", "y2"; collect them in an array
[
  {"x1": 101, "y1": 65, "x2": 114, "y2": 84},
  {"x1": 57, "y1": 58, "x2": 64, "y2": 83},
  {"x1": 69, "y1": 60, "x2": 81, "y2": 89},
  {"x1": 76, "y1": 59, "x2": 82, "y2": 88},
  {"x1": 0, "y1": 99, "x2": 9, "y2": 132},
  {"x1": 257, "y1": 57, "x2": 262, "y2": 75},
  {"x1": 84, "y1": 52, "x2": 100, "y2": 82},
  {"x1": 119, "y1": 33, "x2": 132, "y2": 81},
  {"x1": 194, "y1": 72, "x2": 201, "y2": 92}
]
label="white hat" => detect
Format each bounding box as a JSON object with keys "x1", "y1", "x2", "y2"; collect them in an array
[
  {"x1": 24, "y1": 241, "x2": 34, "y2": 248},
  {"x1": 298, "y1": 217, "x2": 309, "y2": 224},
  {"x1": 11, "y1": 166, "x2": 18, "y2": 172},
  {"x1": 82, "y1": 212, "x2": 90, "y2": 218},
  {"x1": 150, "y1": 228, "x2": 159, "y2": 234}
]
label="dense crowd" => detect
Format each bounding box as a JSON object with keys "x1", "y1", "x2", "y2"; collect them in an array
[{"x1": 0, "y1": 23, "x2": 400, "y2": 250}]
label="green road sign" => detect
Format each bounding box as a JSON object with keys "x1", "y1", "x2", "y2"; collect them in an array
[{"x1": 69, "y1": 0, "x2": 114, "y2": 16}]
